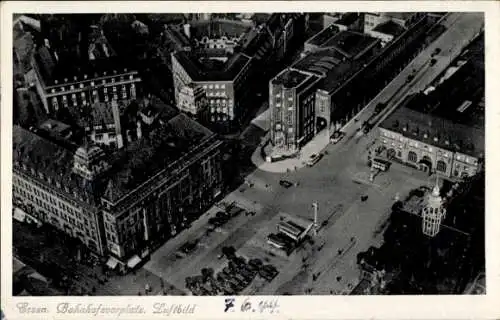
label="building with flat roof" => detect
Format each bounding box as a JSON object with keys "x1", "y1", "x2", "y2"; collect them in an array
[
  {"x1": 270, "y1": 68, "x2": 323, "y2": 153},
  {"x1": 12, "y1": 98, "x2": 225, "y2": 270},
  {"x1": 269, "y1": 13, "x2": 432, "y2": 157},
  {"x1": 366, "y1": 20, "x2": 405, "y2": 46},
  {"x1": 171, "y1": 13, "x2": 305, "y2": 131},
  {"x1": 364, "y1": 12, "x2": 424, "y2": 33},
  {"x1": 374, "y1": 34, "x2": 484, "y2": 179}
]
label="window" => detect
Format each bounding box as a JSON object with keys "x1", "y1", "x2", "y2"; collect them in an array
[
  {"x1": 436, "y1": 160, "x2": 447, "y2": 172},
  {"x1": 52, "y1": 98, "x2": 59, "y2": 109},
  {"x1": 408, "y1": 151, "x2": 417, "y2": 162}
]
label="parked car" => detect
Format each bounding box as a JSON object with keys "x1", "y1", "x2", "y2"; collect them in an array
[
  {"x1": 432, "y1": 47, "x2": 441, "y2": 56},
  {"x1": 279, "y1": 180, "x2": 293, "y2": 188},
  {"x1": 330, "y1": 131, "x2": 345, "y2": 144},
  {"x1": 430, "y1": 58, "x2": 437, "y2": 66}
]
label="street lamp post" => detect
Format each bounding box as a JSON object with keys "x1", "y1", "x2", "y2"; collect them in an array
[{"x1": 312, "y1": 202, "x2": 319, "y2": 236}]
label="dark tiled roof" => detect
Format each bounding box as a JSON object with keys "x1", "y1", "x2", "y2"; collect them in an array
[
  {"x1": 335, "y1": 12, "x2": 360, "y2": 26},
  {"x1": 383, "y1": 12, "x2": 416, "y2": 22},
  {"x1": 34, "y1": 46, "x2": 133, "y2": 87},
  {"x1": 104, "y1": 110, "x2": 214, "y2": 200},
  {"x1": 174, "y1": 51, "x2": 251, "y2": 81},
  {"x1": 12, "y1": 125, "x2": 96, "y2": 203},
  {"x1": 373, "y1": 20, "x2": 405, "y2": 37},
  {"x1": 306, "y1": 25, "x2": 340, "y2": 46},
  {"x1": 272, "y1": 69, "x2": 309, "y2": 88},
  {"x1": 380, "y1": 98, "x2": 484, "y2": 158},
  {"x1": 321, "y1": 31, "x2": 379, "y2": 59},
  {"x1": 190, "y1": 19, "x2": 251, "y2": 39},
  {"x1": 296, "y1": 31, "x2": 380, "y2": 92}
]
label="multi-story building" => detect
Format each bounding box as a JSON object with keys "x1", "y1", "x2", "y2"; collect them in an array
[
  {"x1": 177, "y1": 83, "x2": 209, "y2": 117},
  {"x1": 189, "y1": 19, "x2": 253, "y2": 54},
  {"x1": 376, "y1": 107, "x2": 484, "y2": 179},
  {"x1": 269, "y1": 13, "x2": 433, "y2": 157},
  {"x1": 363, "y1": 12, "x2": 424, "y2": 33},
  {"x1": 12, "y1": 98, "x2": 225, "y2": 271},
  {"x1": 13, "y1": 127, "x2": 109, "y2": 254},
  {"x1": 32, "y1": 46, "x2": 142, "y2": 113},
  {"x1": 331, "y1": 13, "x2": 363, "y2": 32},
  {"x1": 269, "y1": 68, "x2": 323, "y2": 154},
  {"x1": 171, "y1": 13, "x2": 305, "y2": 131},
  {"x1": 322, "y1": 13, "x2": 342, "y2": 29},
  {"x1": 366, "y1": 20, "x2": 405, "y2": 46},
  {"x1": 374, "y1": 34, "x2": 484, "y2": 179},
  {"x1": 172, "y1": 51, "x2": 253, "y2": 126}
]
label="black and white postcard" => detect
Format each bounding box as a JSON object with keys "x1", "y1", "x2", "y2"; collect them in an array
[{"x1": 1, "y1": 1, "x2": 499, "y2": 319}]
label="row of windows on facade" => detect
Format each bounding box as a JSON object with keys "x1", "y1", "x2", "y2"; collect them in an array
[
  {"x1": 202, "y1": 83, "x2": 227, "y2": 90},
  {"x1": 49, "y1": 75, "x2": 136, "y2": 93},
  {"x1": 13, "y1": 175, "x2": 82, "y2": 212},
  {"x1": 51, "y1": 85, "x2": 136, "y2": 109},
  {"x1": 381, "y1": 135, "x2": 477, "y2": 164},
  {"x1": 206, "y1": 91, "x2": 228, "y2": 97},
  {"x1": 207, "y1": 98, "x2": 233, "y2": 106},
  {"x1": 13, "y1": 185, "x2": 96, "y2": 238},
  {"x1": 13, "y1": 180, "x2": 92, "y2": 225}
]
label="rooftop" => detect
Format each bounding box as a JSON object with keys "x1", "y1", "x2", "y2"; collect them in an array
[
  {"x1": 174, "y1": 50, "x2": 251, "y2": 82},
  {"x1": 14, "y1": 95, "x2": 218, "y2": 207},
  {"x1": 372, "y1": 20, "x2": 405, "y2": 37},
  {"x1": 306, "y1": 25, "x2": 340, "y2": 46},
  {"x1": 190, "y1": 19, "x2": 252, "y2": 40},
  {"x1": 380, "y1": 95, "x2": 484, "y2": 158},
  {"x1": 335, "y1": 12, "x2": 360, "y2": 26},
  {"x1": 321, "y1": 30, "x2": 379, "y2": 59},
  {"x1": 13, "y1": 125, "x2": 95, "y2": 202},
  {"x1": 296, "y1": 30, "x2": 380, "y2": 92},
  {"x1": 383, "y1": 12, "x2": 417, "y2": 22},
  {"x1": 39, "y1": 119, "x2": 72, "y2": 136},
  {"x1": 272, "y1": 68, "x2": 310, "y2": 88},
  {"x1": 33, "y1": 46, "x2": 135, "y2": 87},
  {"x1": 104, "y1": 112, "x2": 214, "y2": 202}
]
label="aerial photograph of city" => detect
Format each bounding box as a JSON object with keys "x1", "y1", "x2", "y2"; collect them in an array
[{"x1": 11, "y1": 11, "x2": 485, "y2": 296}]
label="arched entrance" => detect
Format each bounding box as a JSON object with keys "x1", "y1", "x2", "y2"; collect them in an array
[
  {"x1": 316, "y1": 117, "x2": 327, "y2": 132},
  {"x1": 419, "y1": 155, "x2": 433, "y2": 173},
  {"x1": 387, "y1": 148, "x2": 396, "y2": 159}
]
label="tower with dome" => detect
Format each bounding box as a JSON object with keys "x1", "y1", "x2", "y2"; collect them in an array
[{"x1": 422, "y1": 177, "x2": 447, "y2": 237}]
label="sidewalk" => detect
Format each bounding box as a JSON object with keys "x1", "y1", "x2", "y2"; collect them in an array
[{"x1": 251, "y1": 123, "x2": 338, "y2": 173}]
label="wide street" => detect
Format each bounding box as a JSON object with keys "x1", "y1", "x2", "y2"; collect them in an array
[{"x1": 143, "y1": 12, "x2": 484, "y2": 295}]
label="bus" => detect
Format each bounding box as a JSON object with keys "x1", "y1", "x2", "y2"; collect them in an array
[{"x1": 371, "y1": 158, "x2": 391, "y2": 172}]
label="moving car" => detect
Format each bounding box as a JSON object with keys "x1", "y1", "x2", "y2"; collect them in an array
[
  {"x1": 279, "y1": 180, "x2": 293, "y2": 188},
  {"x1": 432, "y1": 47, "x2": 441, "y2": 56},
  {"x1": 330, "y1": 131, "x2": 345, "y2": 144},
  {"x1": 306, "y1": 153, "x2": 323, "y2": 167}
]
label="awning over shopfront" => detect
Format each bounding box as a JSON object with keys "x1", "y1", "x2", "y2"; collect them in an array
[
  {"x1": 13, "y1": 208, "x2": 26, "y2": 222},
  {"x1": 106, "y1": 256, "x2": 120, "y2": 269},
  {"x1": 127, "y1": 255, "x2": 141, "y2": 269}
]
